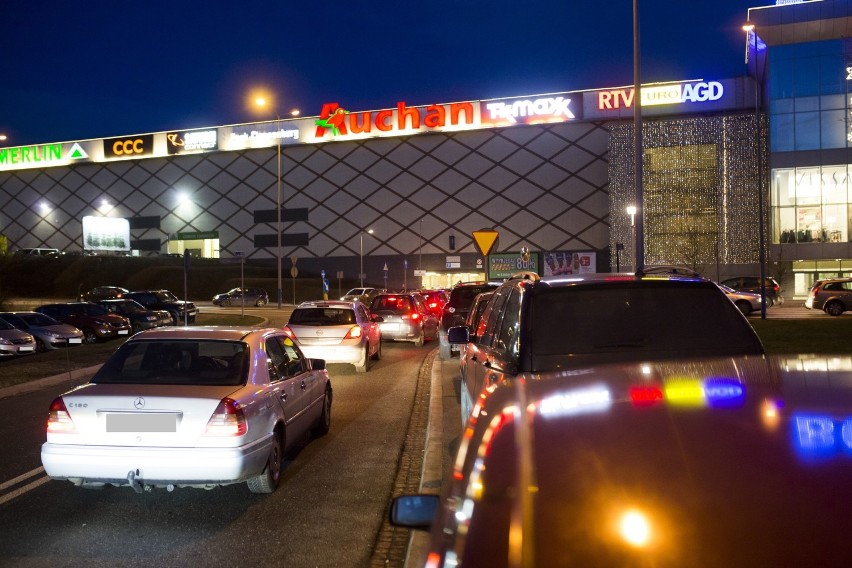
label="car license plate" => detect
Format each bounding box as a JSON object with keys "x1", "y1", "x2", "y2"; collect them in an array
[
  {"x1": 451, "y1": 345, "x2": 460, "y2": 352},
  {"x1": 106, "y1": 413, "x2": 177, "y2": 432},
  {"x1": 381, "y1": 323, "x2": 400, "y2": 332},
  {"x1": 118, "y1": 330, "x2": 129, "y2": 335},
  {"x1": 68, "y1": 337, "x2": 82, "y2": 344},
  {"x1": 18, "y1": 346, "x2": 34, "y2": 352}
]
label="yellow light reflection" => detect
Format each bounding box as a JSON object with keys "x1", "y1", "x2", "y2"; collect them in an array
[{"x1": 619, "y1": 509, "x2": 652, "y2": 547}]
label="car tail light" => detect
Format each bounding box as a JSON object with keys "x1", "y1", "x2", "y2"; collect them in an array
[
  {"x1": 204, "y1": 398, "x2": 247, "y2": 436},
  {"x1": 282, "y1": 325, "x2": 295, "y2": 339},
  {"x1": 402, "y1": 312, "x2": 420, "y2": 321},
  {"x1": 47, "y1": 397, "x2": 77, "y2": 433},
  {"x1": 344, "y1": 325, "x2": 363, "y2": 339}
]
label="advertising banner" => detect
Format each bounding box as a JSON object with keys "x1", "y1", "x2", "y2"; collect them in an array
[
  {"x1": 166, "y1": 129, "x2": 218, "y2": 155},
  {"x1": 488, "y1": 252, "x2": 539, "y2": 280},
  {"x1": 481, "y1": 93, "x2": 581, "y2": 127},
  {"x1": 103, "y1": 135, "x2": 154, "y2": 159},
  {"x1": 82, "y1": 216, "x2": 130, "y2": 251},
  {"x1": 542, "y1": 251, "x2": 597, "y2": 276}
]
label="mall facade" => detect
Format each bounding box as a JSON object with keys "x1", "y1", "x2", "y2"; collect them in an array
[{"x1": 3, "y1": 0, "x2": 846, "y2": 298}]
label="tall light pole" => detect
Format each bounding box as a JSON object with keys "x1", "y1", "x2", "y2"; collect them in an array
[
  {"x1": 253, "y1": 94, "x2": 298, "y2": 309},
  {"x1": 360, "y1": 229, "x2": 373, "y2": 287},
  {"x1": 633, "y1": 0, "x2": 645, "y2": 273},
  {"x1": 744, "y1": 21, "x2": 767, "y2": 319}
]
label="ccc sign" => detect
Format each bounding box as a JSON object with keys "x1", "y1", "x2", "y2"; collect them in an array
[{"x1": 103, "y1": 135, "x2": 153, "y2": 158}]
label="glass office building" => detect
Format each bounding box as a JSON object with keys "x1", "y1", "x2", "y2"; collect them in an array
[{"x1": 751, "y1": 1, "x2": 852, "y2": 296}]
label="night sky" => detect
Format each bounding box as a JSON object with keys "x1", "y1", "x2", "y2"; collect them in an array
[{"x1": 1, "y1": 0, "x2": 766, "y2": 147}]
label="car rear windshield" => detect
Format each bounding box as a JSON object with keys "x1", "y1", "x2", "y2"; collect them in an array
[
  {"x1": 371, "y1": 296, "x2": 413, "y2": 313},
  {"x1": 450, "y1": 285, "x2": 497, "y2": 310},
  {"x1": 528, "y1": 282, "x2": 765, "y2": 370},
  {"x1": 92, "y1": 340, "x2": 249, "y2": 386},
  {"x1": 289, "y1": 307, "x2": 356, "y2": 325}
]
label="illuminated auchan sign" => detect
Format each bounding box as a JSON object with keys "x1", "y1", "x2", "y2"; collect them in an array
[
  {"x1": 482, "y1": 95, "x2": 579, "y2": 126},
  {"x1": 312, "y1": 101, "x2": 476, "y2": 141},
  {"x1": 597, "y1": 81, "x2": 724, "y2": 110}
]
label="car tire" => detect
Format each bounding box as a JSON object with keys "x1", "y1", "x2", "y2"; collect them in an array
[
  {"x1": 825, "y1": 301, "x2": 845, "y2": 317},
  {"x1": 414, "y1": 329, "x2": 424, "y2": 347},
  {"x1": 312, "y1": 386, "x2": 332, "y2": 436},
  {"x1": 169, "y1": 312, "x2": 179, "y2": 325},
  {"x1": 35, "y1": 338, "x2": 47, "y2": 353},
  {"x1": 223, "y1": 299, "x2": 231, "y2": 307},
  {"x1": 735, "y1": 301, "x2": 752, "y2": 316},
  {"x1": 255, "y1": 299, "x2": 267, "y2": 307},
  {"x1": 371, "y1": 339, "x2": 382, "y2": 361},
  {"x1": 355, "y1": 345, "x2": 369, "y2": 373},
  {"x1": 247, "y1": 428, "x2": 283, "y2": 494}
]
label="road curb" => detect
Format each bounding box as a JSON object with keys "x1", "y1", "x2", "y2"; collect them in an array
[{"x1": 0, "y1": 364, "x2": 102, "y2": 400}]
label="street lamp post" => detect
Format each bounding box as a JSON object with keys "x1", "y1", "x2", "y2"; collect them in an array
[
  {"x1": 633, "y1": 0, "x2": 645, "y2": 273},
  {"x1": 744, "y1": 21, "x2": 767, "y2": 319},
  {"x1": 276, "y1": 114, "x2": 282, "y2": 309}
]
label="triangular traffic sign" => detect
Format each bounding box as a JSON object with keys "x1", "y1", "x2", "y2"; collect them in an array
[{"x1": 472, "y1": 230, "x2": 499, "y2": 256}]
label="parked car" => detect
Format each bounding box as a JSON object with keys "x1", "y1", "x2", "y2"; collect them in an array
[
  {"x1": 0, "y1": 312, "x2": 84, "y2": 352},
  {"x1": 392, "y1": 354, "x2": 852, "y2": 566},
  {"x1": 438, "y1": 282, "x2": 501, "y2": 360},
  {"x1": 805, "y1": 277, "x2": 852, "y2": 316},
  {"x1": 13, "y1": 247, "x2": 63, "y2": 258},
  {"x1": 721, "y1": 276, "x2": 783, "y2": 306},
  {"x1": 212, "y1": 287, "x2": 269, "y2": 307},
  {"x1": 418, "y1": 289, "x2": 449, "y2": 318},
  {"x1": 40, "y1": 326, "x2": 332, "y2": 494},
  {"x1": 35, "y1": 302, "x2": 132, "y2": 344},
  {"x1": 718, "y1": 284, "x2": 763, "y2": 316},
  {"x1": 369, "y1": 292, "x2": 438, "y2": 347},
  {"x1": 457, "y1": 290, "x2": 494, "y2": 418},
  {"x1": 95, "y1": 299, "x2": 171, "y2": 332},
  {"x1": 449, "y1": 271, "x2": 764, "y2": 424},
  {"x1": 340, "y1": 287, "x2": 380, "y2": 304},
  {"x1": 78, "y1": 286, "x2": 130, "y2": 302},
  {"x1": 124, "y1": 290, "x2": 197, "y2": 325},
  {"x1": 284, "y1": 300, "x2": 382, "y2": 373},
  {"x1": 0, "y1": 318, "x2": 36, "y2": 358}
]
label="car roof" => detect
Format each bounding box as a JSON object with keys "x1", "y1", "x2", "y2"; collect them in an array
[
  {"x1": 126, "y1": 326, "x2": 266, "y2": 341},
  {"x1": 450, "y1": 354, "x2": 852, "y2": 565},
  {"x1": 296, "y1": 300, "x2": 359, "y2": 309}
]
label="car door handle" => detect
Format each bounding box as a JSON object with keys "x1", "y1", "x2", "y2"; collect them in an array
[
  {"x1": 280, "y1": 393, "x2": 288, "y2": 401},
  {"x1": 300, "y1": 381, "x2": 307, "y2": 391}
]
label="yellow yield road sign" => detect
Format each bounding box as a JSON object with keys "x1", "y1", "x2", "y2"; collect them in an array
[{"x1": 472, "y1": 230, "x2": 499, "y2": 257}]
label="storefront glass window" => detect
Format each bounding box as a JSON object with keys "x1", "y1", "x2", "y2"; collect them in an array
[
  {"x1": 821, "y1": 110, "x2": 846, "y2": 148},
  {"x1": 772, "y1": 165, "x2": 852, "y2": 244}
]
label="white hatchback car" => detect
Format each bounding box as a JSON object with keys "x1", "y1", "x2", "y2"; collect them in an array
[
  {"x1": 41, "y1": 327, "x2": 332, "y2": 494},
  {"x1": 284, "y1": 300, "x2": 382, "y2": 373}
]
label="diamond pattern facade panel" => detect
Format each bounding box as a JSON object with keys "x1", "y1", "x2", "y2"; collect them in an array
[{"x1": 1, "y1": 122, "x2": 615, "y2": 260}]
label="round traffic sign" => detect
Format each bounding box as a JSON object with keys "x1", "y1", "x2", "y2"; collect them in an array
[{"x1": 290, "y1": 266, "x2": 299, "y2": 278}]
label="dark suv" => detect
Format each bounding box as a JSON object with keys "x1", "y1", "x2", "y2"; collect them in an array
[
  {"x1": 720, "y1": 276, "x2": 783, "y2": 306},
  {"x1": 438, "y1": 282, "x2": 500, "y2": 360},
  {"x1": 449, "y1": 271, "x2": 765, "y2": 423},
  {"x1": 35, "y1": 302, "x2": 132, "y2": 344},
  {"x1": 805, "y1": 277, "x2": 852, "y2": 316},
  {"x1": 124, "y1": 290, "x2": 197, "y2": 325}
]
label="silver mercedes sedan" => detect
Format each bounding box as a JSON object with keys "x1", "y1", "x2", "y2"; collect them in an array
[{"x1": 41, "y1": 326, "x2": 332, "y2": 494}]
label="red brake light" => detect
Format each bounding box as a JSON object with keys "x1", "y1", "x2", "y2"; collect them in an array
[
  {"x1": 282, "y1": 325, "x2": 295, "y2": 339},
  {"x1": 204, "y1": 397, "x2": 247, "y2": 436},
  {"x1": 402, "y1": 312, "x2": 420, "y2": 321},
  {"x1": 343, "y1": 325, "x2": 362, "y2": 339},
  {"x1": 47, "y1": 397, "x2": 77, "y2": 433}
]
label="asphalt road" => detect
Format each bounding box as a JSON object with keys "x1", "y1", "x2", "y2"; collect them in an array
[{"x1": 0, "y1": 336, "x2": 463, "y2": 568}]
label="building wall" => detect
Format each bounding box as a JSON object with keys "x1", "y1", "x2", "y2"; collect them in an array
[{"x1": 0, "y1": 120, "x2": 613, "y2": 267}]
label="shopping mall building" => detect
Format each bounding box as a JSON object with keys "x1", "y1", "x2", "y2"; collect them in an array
[{"x1": 0, "y1": 0, "x2": 849, "y2": 298}]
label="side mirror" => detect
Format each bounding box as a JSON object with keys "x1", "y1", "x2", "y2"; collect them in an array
[
  {"x1": 447, "y1": 326, "x2": 470, "y2": 345},
  {"x1": 389, "y1": 494, "x2": 439, "y2": 530},
  {"x1": 309, "y1": 358, "x2": 326, "y2": 371}
]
